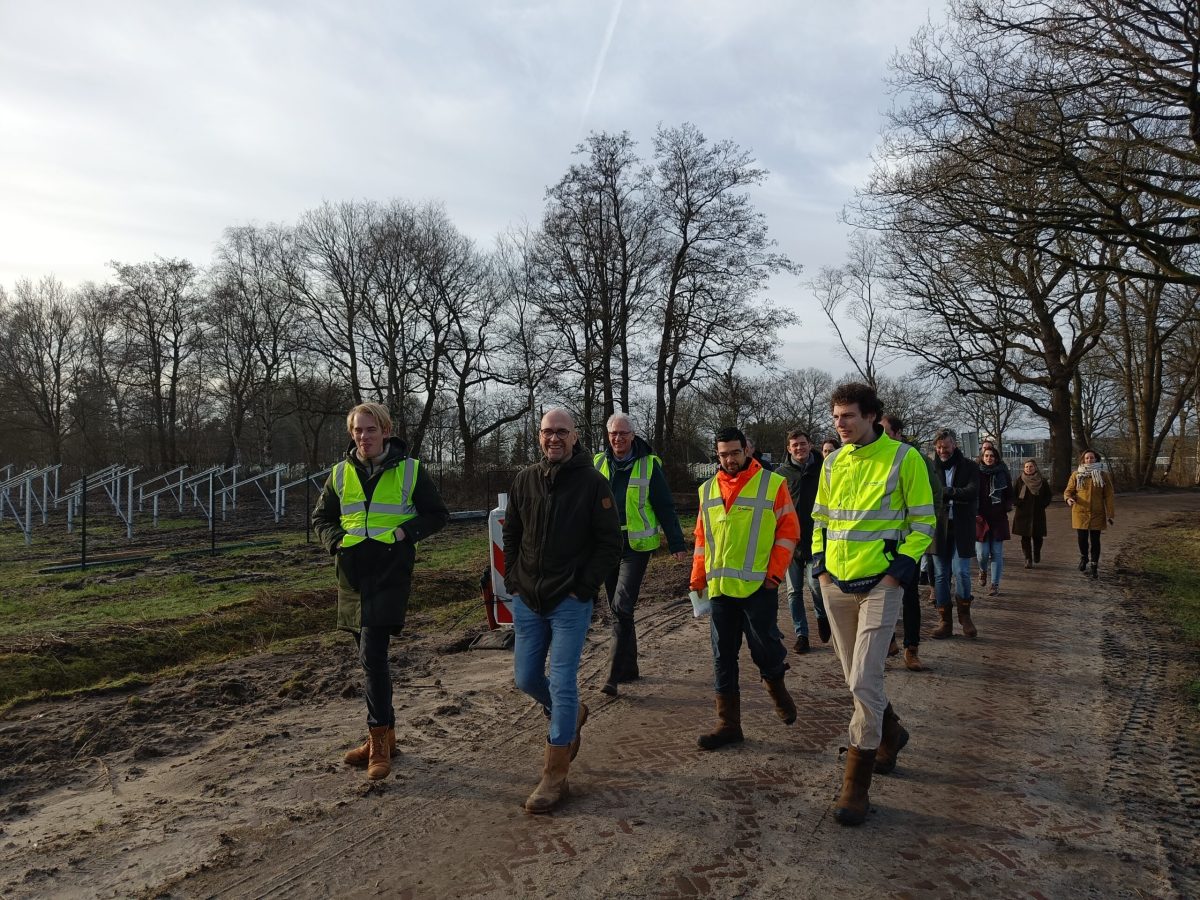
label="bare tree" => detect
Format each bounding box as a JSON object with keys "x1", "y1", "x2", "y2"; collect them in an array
[{"x1": 812, "y1": 233, "x2": 893, "y2": 386}]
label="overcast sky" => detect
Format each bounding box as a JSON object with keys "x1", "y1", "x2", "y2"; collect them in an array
[{"x1": 0, "y1": 0, "x2": 945, "y2": 375}]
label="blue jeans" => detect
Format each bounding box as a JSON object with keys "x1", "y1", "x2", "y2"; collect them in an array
[
  {"x1": 512, "y1": 596, "x2": 593, "y2": 747},
  {"x1": 710, "y1": 585, "x2": 788, "y2": 694},
  {"x1": 975, "y1": 538, "x2": 1005, "y2": 586},
  {"x1": 785, "y1": 559, "x2": 827, "y2": 637},
  {"x1": 933, "y1": 550, "x2": 973, "y2": 608}
]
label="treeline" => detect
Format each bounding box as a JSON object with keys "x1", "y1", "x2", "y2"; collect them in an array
[{"x1": 0, "y1": 124, "x2": 800, "y2": 485}]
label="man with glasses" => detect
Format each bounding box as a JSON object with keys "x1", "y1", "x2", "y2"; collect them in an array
[
  {"x1": 503, "y1": 408, "x2": 622, "y2": 813},
  {"x1": 593, "y1": 412, "x2": 688, "y2": 696},
  {"x1": 691, "y1": 426, "x2": 800, "y2": 752}
]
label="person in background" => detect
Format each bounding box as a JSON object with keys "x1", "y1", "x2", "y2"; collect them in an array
[
  {"x1": 313, "y1": 402, "x2": 450, "y2": 781},
  {"x1": 775, "y1": 429, "x2": 827, "y2": 652},
  {"x1": 931, "y1": 429, "x2": 980, "y2": 639},
  {"x1": 593, "y1": 412, "x2": 688, "y2": 696},
  {"x1": 1011, "y1": 459, "x2": 1052, "y2": 568},
  {"x1": 880, "y1": 414, "x2": 942, "y2": 671},
  {"x1": 975, "y1": 444, "x2": 1013, "y2": 596},
  {"x1": 821, "y1": 437, "x2": 841, "y2": 458},
  {"x1": 1064, "y1": 448, "x2": 1115, "y2": 580}
]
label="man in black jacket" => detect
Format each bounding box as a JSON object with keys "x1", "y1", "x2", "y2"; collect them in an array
[
  {"x1": 503, "y1": 407, "x2": 622, "y2": 813},
  {"x1": 313, "y1": 402, "x2": 450, "y2": 781},
  {"x1": 775, "y1": 429, "x2": 827, "y2": 651},
  {"x1": 930, "y1": 428, "x2": 980, "y2": 639}
]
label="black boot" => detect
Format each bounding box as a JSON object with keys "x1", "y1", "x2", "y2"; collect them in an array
[
  {"x1": 1078, "y1": 556, "x2": 1088, "y2": 572},
  {"x1": 1090, "y1": 562, "x2": 1098, "y2": 580}
]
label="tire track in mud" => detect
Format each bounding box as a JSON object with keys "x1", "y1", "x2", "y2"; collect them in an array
[{"x1": 1104, "y1": 538, "x2": 1200, "y2": 900}]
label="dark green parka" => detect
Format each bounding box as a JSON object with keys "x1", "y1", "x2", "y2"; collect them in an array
[{"x1": 312, "y1": 437, "x2": 450, "y2": 632}]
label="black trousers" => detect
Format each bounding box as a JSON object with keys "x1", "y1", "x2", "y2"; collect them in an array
[
  {"x1": 1076, "y1": 529, "x2": 1101, "y2": 563},
  {"x1": 604, "y1": 543, "x2": 651, "y2": 681},
  {"x1": 902, "y1": 571, "x2": 921, "y2": 649},
  {"x1": 1020, "y1": 535, "x2": 1044, "y2": 560},
  {"x1": 355, "y1": 626, "x2": 394, "y2": 728}
]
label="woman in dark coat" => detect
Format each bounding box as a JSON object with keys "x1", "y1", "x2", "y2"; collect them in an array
[
  {"x1": 975, "y1": 445, "x2": 1012, "y2": 596},
  {"x1": 1011, "y1": 459, "x2": 1052, "y2": 568}
]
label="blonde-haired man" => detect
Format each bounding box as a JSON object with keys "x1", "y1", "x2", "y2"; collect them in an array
[{"x1": 313, "y1": 402, "x2": 449, "y2": 780}]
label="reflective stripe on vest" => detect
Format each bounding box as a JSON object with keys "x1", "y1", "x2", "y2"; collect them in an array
[
  {"x1": 593, "y1": 453, "x2": 662, "y2": 551},
  {"x1": 816, "y1": 440, "x2": 919, "y2": 579},
  {"x1": 334, "y1": 458, "x2": 419, "y2": 547},
  {"x1": 698, "y1": 468, "x2": 784, "y2": 599}
]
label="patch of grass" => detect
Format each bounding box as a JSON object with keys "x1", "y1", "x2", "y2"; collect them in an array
[
  {"x1": 0, "y1": 588, "x2": 335, "y2": 710},
  {"x1": 1139, "y1": 523, "x2": 1200, "y2": 704}
]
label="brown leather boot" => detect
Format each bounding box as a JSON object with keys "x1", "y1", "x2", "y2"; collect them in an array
[
  {"x1": 874, "y1": 704, "x2": 909, "y2": 774},
  {"x1": 697, "y1": 693, "x2": 744, "y2": 750},
  {"x1": 366, "y1": 725, "x2": 392, "y2": 780},
  {"x1": 763, "y1": 676, "x2": 797, "y2": 725},
  {"x1": 568, "y1": 702, "x2": 589, "y2": 761},
  {"x1": 903, "y1": 647, "x2": 924, "y2": 671},
  {"x1": 956, "y1": 596, "x2": 978, "y2": 639},
  {"x1": 931, "y1": 604, "x2": 954, "y2": 639},
  {"x1": 344, "y1": 726, "x2": 395, "y2": 767},
  {"x1": 524, "y1": 743, "x2": 571, "y2": 814},
  {"x1": 834, "y1": 746, "x2": 876, "y2": 826}
]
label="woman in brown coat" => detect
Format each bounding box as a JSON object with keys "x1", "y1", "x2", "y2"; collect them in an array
[
  {"x1": 1011, "y1": 459, "x2": 1052, "y2": 568},
  {"x1": 1063, "y1": 448, "x2": 1115, "y2": 580}
]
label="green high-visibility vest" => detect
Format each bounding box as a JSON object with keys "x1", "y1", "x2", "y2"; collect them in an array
[
  {"x1": 593, "y1": 453, "x2": 662, "y2": 551},
  {"x1": 698, "y1": 468, "x2": 785, "y2": 598},
  {"x1": 333, "y1": 458, "x2": 419, "y2": 547}
]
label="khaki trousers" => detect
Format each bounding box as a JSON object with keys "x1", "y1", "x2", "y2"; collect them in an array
[{"x1": 822, "y1": 579, "x2": 902, "y2": 750}]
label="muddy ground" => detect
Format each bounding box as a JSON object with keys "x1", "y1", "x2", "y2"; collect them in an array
[{"x1": 1, "y1": 494, "x2": 1198, "y2": 898}]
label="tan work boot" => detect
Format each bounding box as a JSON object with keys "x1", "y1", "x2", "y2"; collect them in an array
[
  {"x1": 903, "y1": 647, "x2": 924, "y2": 671},
  {"x1": 931, "y1": 605, "x2": 954, "y2": 639},
  {"x1": 568, "y1": 702, "x2": 589, "y2": 761},
  {"x1": 366, "y1": 725, "x2": 392, "y2": 780},
  {"x1": 956, "y1": 596, "x2": 978, "y2": 639},
  {"x1": 834, "y1": 746, "x2": 876, "y2": 826},
  {"x1": 874, "y1": 704, "x2": 909, "y2": 774},
  {"x1": 697, "y1": 693, "x2": 744, "y2": 750},
  {"x1": 344, "y1": 725, "x2": 395, "y2": 768},
  {"x1": 763, "y1": 676, "x2": 797, "y2": 725},
  {"x1": 524, "y1": 743, "x2": 571, "y2": 814}
]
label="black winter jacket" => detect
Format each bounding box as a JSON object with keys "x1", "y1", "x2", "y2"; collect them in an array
[
  {"x1": 312, "y1": 437, "x2": 450, "y2": 632},
  {"x1": 775, "y1": 451, "x2": 820, "y2": 561},
  {"x1": 934, "y1": 449, "x2": 979, "y2": 558},
  {"x1": 503, "y1": 443, "x2": 622, "y2": 615}
]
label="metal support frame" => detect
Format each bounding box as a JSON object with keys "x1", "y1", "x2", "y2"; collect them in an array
[{"x1": 0, "y1": 464, "x2": 62, "y2": 544}]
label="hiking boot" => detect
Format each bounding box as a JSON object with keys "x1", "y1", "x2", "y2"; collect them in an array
[
  {"x1": 956, "y1": 596, "x2": 978, "y2": 639},
  {"x1": 931, "y1": 605, "x2": 954, "y2": 639},
  {"x1": 763, "y1": 676, "x2": 797, "y2": 725},
  {"x1": 817, "y1": 617, "x2": 831, "y2": 644},
  {"x1": 524, "y1": 743, "x2": 571, "y2": 814},
  {"x1": 366, "y1": 725, "x2": 392, "y2": 780},
  {"x1": 793, "y1": 635, "x2": 810, "y2": 654},
  {"x1": 568, "y1": 703, "x2": 589, "y2": 761},
  {"x1": 344, "y1": 725, "x2": 395, "y2": 768},
  {"x1": 834, "y1": 746, "x2": 875, "y2": 826},
  {"x1": 698, "y1": 693, "x2": 744, "y2": 750},
  {"x1": 988, "y1": 583, "x2": 999, "y2": 597},
  {"x1": 874, "y1": 704, "x2": 909, "y2": 775},
  {"x1": 903, "y1": 647, "x2": 924, "y2": 671}
]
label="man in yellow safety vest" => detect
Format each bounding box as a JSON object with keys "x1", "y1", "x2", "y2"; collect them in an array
[
  {"x1": 812, "y1": 383, "x2": 935, "y2": 826},
  {"x1": 313, "y1": 402, "x2": 449, "y2": 781},
  {"x1": 690, "y1": 426, "x2": 801, "y2": 751},
  {"x1": 593, "y1": 412, "x2": 688, "y2": 697}
]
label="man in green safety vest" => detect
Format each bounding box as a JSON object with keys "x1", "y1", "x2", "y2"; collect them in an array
[
  {"x1": 690, "y1": 426, "x2": 801, "y2": 751},
  {"x1": 593, "y1": 412, "x2": 688, "y2": 697},
  {"x1": 313, "y1": 402, "x2": 449, "y2": 781},
  {"x1": 811, "y1": 383, "x2": 936, "y2": 826}
]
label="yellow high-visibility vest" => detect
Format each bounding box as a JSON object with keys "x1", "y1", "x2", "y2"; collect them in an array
[
  {"x1": 810, "y1": 437, "x2": 936, "y2": 579},
  {"x1": 333, "y1": 458, "x2": 419, "y2": 547},
  {"x1": 594, "y1": 453, "x2": 663, "y2": 551},
  {"x1": 698, "y1": 468, "x2": 785, "y2": 598}
]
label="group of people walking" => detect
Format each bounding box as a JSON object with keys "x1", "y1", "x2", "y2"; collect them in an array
[{"x1": 312, "y1": 393, "x2": 1117, "y2": 825}]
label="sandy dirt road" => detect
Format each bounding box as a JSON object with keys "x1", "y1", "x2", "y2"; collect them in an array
[{"x1": 2, "y1": 493, "x2": 1198, "y2": 898}]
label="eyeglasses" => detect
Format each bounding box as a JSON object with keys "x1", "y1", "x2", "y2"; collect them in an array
[
  {"x1": 539, "y1": 428, "x2": 572, "y2": 439},
  {"x1": 608, "y1": 430, "x2": 631, "y2": 438}
]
